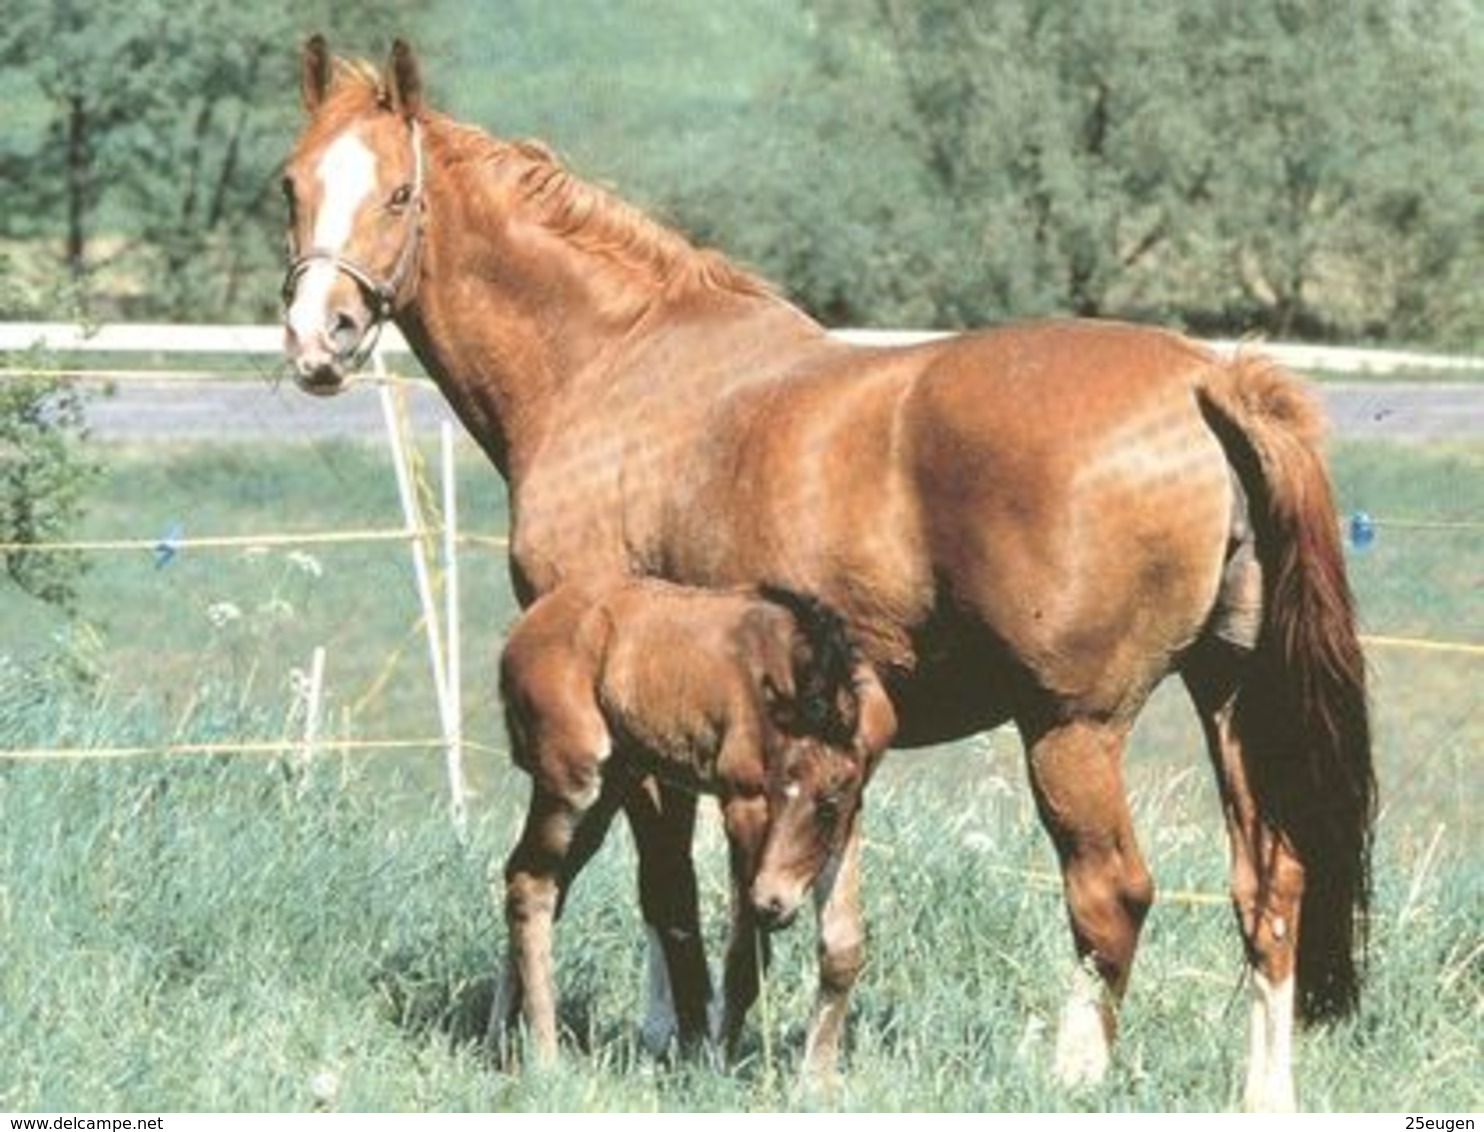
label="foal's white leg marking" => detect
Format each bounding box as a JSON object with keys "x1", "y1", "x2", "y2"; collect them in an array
[
  {"x1": 1243, "y1": 973, "x2": 1297, "y2": 1113},
  {"x1": 488, "y1": 955, "x2": 518, "y2": 1058},
  {"x1": 287, "y1": 130, "x2": 378, "y2": 349},
  {"x1": 639, "y1": 925, "x2": 679, "y2": 1056},
  {"x1": 1053, "y1": 958, "x2": 1112, "y2": 1087}
]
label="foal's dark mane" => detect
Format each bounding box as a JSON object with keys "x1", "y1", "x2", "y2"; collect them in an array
[
  {"x1": 313, "y1": 60, "x2": 772, "y2": 301},
  {"x1": 758, "y1": 584, "x2": 860, "y2": 746}
]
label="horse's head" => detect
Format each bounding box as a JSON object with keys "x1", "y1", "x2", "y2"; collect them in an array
[
  {"x1": 748, "y1": 589, "x2": 896, "y2": 930},
  {"x1": 281, "y1": 36, "x2": 426, "y2": 396}
]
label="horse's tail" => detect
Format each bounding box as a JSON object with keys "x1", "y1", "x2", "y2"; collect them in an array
[
  {"x1": 1197, "y1": 353, "x2": 1376, "y2": 1024},
  {"x1": 757, "y1": 584, "x2": 860, "y2": 746}
]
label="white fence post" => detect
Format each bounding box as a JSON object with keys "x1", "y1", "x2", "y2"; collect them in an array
[
  {"x1": 374, "y1": 351, "x2": 464, "y2": 836},
  {"x1": 440, "y1": 420, "x2": 467, "y2": 835},
  {"x1": 297, "y1": 645, "x2": 327, "y2": 785}
]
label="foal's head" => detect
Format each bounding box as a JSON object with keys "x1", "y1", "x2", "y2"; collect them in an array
[
  {"x1": 750, "y1": 588, "x2": 895, "y2": 930},
  {"x1": 281, "y1": 36, "x2": 425, "y2": 395}
]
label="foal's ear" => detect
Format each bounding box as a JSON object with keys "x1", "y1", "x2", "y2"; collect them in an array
[
  {"x1": 301, "y1": 34, "x2": 333, "y2": 114},
  {"x1": 760, "y1": 671, "x2": 797, "y2": 731},
  {"x1": 385, "y1": 38, "x2": 424, "y2": 118},
  {"x1": 852, "y1": 665, "x2": 897, "y2": 769}
]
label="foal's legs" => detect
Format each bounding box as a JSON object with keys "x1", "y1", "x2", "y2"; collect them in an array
[
  {"x1": 719, "y1": 795, "x2": 771, "y2": 1057},
  {"x1": 622, "y1": 775, "x2": 713, "y2": 1057},
  {"x1": 801, "y1": 816, "x2": 866, "y2": 1084},
  {"x1": 494, "y1": 689, "x2": 616, "y2": 1068},
  {"x1": 1185, "y1": 652, "x2": 1302, "y2": 1113},
  {"x1": 498, "y1": 773, "x2": 616, "y2": 1065},
  {"x1": 1023, "y1": 717, "x2": 1154, "y2": 1087}
]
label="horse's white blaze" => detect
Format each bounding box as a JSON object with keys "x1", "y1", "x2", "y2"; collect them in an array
[
  {"x1": 1053, "y1": 961, "x2": 1112, "y2": 1087},
  {"x1": 287, "y1": 130, "x2": 378, "y2": 348},
  {"x1": 1243, "y1": 973, "x2": 1297, "y2": 1113}
]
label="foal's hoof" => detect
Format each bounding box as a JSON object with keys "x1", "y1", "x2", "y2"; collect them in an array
[{"x1": 792, "y1": 1065, "x2": 846, "y2": 1108}]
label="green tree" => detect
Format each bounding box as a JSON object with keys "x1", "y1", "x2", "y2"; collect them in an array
[
  {"x1": 1188, "y1": 1, "x2": 1483, "y2": 344},
  {"x1": 0, "y1": 368, "x2": 98, "y2": 614},
  {"x1": 0, "y1": 1, "x2": 427, "y2": 321},
  {"x1": 672, "y1": 0, "x2": 1481, "y2": 344},
  {"x1": 0, "y1": 258, "x2": 99, "y2": 614}
]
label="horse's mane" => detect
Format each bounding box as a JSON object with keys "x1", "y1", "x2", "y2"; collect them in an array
[
  {"x1": 480, "y1": 134, "x2": 771, "y2": 298},
  {"x1": 314, "y1": 61, "x2": 771, "y2": 300}
]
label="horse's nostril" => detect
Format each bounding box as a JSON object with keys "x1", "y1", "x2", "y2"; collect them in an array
[{"x1": 328, "y1": 310, "x2": 361, "y2": 353}]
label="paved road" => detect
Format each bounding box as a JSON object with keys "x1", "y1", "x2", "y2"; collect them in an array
[{"x1": 79, "y1": 378, "x2": 1483, "y2": 443}]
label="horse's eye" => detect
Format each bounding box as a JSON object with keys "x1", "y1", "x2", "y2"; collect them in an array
[
  {"x1": 389, "y1": 183, "x2": 414, "y2": 210},
  {"x1": 815, "y1": 792, "x2": 842, "y2": 827}
]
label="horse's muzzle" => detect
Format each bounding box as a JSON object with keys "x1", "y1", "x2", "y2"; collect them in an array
[
  {"x1": 294, "y1": 362, "x2": 349, "y2": 397},
  {"x1": 283, "y1": 326, "x2": 352, "y2": 396}
]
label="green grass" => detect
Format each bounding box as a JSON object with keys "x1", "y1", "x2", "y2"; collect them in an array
[
  {"x1": 0, "y1": 745, "x2": 1476, "y2": 1111},
  {"x1": 0, "y1": 436, "x2": 1480, "y2": 1110}
]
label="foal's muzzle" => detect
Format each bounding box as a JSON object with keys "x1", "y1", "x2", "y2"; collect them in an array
[{"x1": 751, "y1": 883, "x2": 803, "y2": 932}]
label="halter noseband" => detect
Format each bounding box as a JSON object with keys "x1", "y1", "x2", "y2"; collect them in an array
[{"x1": 281, "y1": 118, "x2": 425, "y2": 365}]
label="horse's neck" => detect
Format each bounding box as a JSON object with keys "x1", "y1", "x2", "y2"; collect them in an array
[{"x1": 399, "y1": 119, "x2": 826, "y2": 481}]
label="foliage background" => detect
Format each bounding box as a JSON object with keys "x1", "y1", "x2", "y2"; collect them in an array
[{"x1": 0, "y1": 0, "x2": 1479, "y2": 346}]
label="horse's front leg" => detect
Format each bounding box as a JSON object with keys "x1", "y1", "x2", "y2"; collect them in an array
[
  {"x1": 621, "y1": 775, "x2": 712, "y2": 1058},
  {"x1": 801, "y1": 814, "x2": 865, "y2": 1086},
  {"x1": 720, "y1": 795, "x2": 771, "y2": 1057}
]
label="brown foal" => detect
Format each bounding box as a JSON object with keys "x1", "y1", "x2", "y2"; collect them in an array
[{"x1": 492, "y1": 579, "x2": 894, "y2": 1072}]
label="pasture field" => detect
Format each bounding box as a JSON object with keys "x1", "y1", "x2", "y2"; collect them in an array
[{"x1": 1, "y1": 436, "x2": 1480, "y2": 1111}]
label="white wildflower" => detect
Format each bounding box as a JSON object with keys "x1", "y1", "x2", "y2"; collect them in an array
[
  {"x1": 309, "y1": 1068, "x2": 340, "y2": 1109},
  {"x1": 286, "y1": 550, "x2": 323, "y2": 578},
  {"x1": 962, "y1": 831, "x2": 995, "y2": 853},
  {"x1": 206, "y1": 601, "x2": 243, "y2": 628}
]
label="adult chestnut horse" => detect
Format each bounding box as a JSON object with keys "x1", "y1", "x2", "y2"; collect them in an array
[{"x1": 280, "y1": 38, "x2": 1374, "y2": 1110}]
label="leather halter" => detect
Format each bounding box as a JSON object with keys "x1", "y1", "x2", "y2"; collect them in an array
[{"x1": 281, "y1": 118, "x2": 424, "y2": 364}]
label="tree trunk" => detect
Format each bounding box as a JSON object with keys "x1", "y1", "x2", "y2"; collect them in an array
[{"x1": 64, "y1": 93, "x2": 88, "y2": 283}]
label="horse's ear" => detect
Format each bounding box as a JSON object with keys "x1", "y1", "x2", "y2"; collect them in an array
[
  {"x1": 385, "y1": 39, "x2": 423, "y2": 118},
  {"x1": 301, "y1": 34, "x2": 333, "y2": 114}
]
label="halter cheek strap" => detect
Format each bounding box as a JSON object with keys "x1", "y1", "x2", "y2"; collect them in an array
[{"x1": 281, "y1": 119, "x2": 425, "y2": 354}]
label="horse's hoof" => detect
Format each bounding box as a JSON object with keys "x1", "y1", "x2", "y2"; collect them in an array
[{"x1": 1053, "y1": 1002, "x2": 1112, "y2": 1088}]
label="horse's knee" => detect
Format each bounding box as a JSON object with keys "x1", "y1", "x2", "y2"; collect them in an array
[
  {"x1": 505, "y1": 869, "x2": 558, "y2": 923},
  {"x1": 817, "y1": 897, "x2": 865, "y2": 994},
  {"x1": 820, "y1": 939, "x2": 864, "y2": 996},
  {"x1": 1121, "y1": 854, "x2": 1156, "y2": 927},
  {"x1": 1065, "y1": 849, "x2": 1155, "y2": 988}
]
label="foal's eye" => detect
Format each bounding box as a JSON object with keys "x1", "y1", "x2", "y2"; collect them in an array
[
  {"x1": 389, "y1": 183, "x2": 414, "y2": 210},
  {"x1": 815, "y1": 793, "x2": 842, "y2": 826}
]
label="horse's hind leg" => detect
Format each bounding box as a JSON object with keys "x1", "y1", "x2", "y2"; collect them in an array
[
  {"x1": 621, "y1": 775, "x2": 713, "y2": 1058},
  {"x1": 1185, "y1": 649, "x2": 1300, "y2": 1113},
  {"x1": 1023, "y1": 716, "x2": 1153, "y2": 1088}
]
